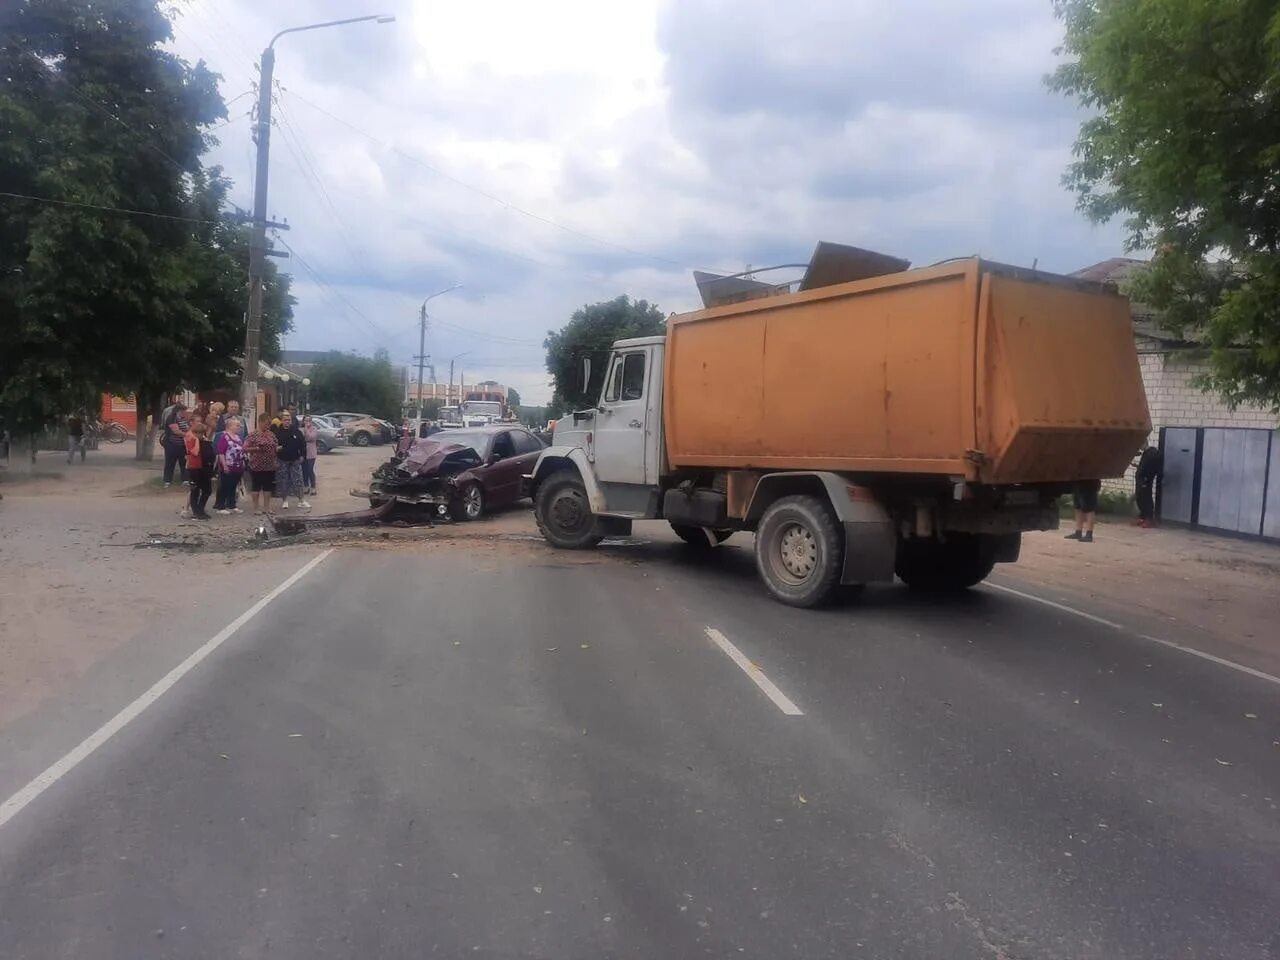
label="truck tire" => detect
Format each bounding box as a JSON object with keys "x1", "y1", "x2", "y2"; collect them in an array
[
  {"x1": 535, "y1": 473, "x2": 604, "y2": 550},
  {"x1": 669, "y1": 523, "x2": 733, "y2": 548},
  {"x1": 754, "y1": 495, "x2": 843, "y2": 607},
  {"x1": 894, "y1": 534, "x2": 995, "y2": 591}
]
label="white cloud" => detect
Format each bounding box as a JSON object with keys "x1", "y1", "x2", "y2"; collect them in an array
[{"x1": 169, "y1": 0, "x2": 1124, "y2": 405}]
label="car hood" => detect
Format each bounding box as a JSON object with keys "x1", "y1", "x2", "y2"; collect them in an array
[{"x1": 397, "y1": 438, "x2": 484, "y2": 477}]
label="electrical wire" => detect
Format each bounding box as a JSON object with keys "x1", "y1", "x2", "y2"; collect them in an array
[
  {"x1": 0, "y1": 190, "x2": 223, "y2": 225},
  {"x1": 271, "y1": 91, "x2": 379, "y2": 279},
  {"x1": 271, "y1": 233, "x2": 394, "y2": 345},
  {"x1": 25, "y1": 51, "x2": 197, "y2": 179}
]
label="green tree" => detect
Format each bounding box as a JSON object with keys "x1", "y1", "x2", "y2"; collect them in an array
[
  {"x1": 544, "y1": 296, "x2": 665, "y2": 410},
  {"x1": 309, "y1": 350, "x2": 401, "y2": 421},
  {"x1": 1050, "y1": 0, "x2": 1280, "y2": 411},
  {"x1": 0, "y1": 0, "x2": 292, "y2": 458},
  {"x1": 506, "y1": 387, "x2": 522, "y2": 410}
]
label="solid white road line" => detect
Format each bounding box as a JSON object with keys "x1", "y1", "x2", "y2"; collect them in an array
[
  {"x1": 0, "y1": 548, "x2": 335, "y2": 832},
  {"x1": 985, "y1": 579, "x2": 1280, "y2": 688},
  {"x1": 705, "y1": 626, "x2": 803, "y2": 716}
]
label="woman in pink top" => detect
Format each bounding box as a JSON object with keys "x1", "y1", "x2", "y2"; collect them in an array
[{"x1": 301, "y1": 416, "x2": 319, "y2": 496}]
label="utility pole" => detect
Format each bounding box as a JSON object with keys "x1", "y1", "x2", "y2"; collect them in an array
[
  {"x1": 238, "y1": 15, "x2": 394, "y2": 429},
  {"x1": 415, "y1": 284, "x2": 462, "y2": 423},
  {"x1": 415, "y1": 301, "x2": 429, "y2": 422},
  {"x1": 240, "y1": 48, "x2": 276, "y2": 429}
]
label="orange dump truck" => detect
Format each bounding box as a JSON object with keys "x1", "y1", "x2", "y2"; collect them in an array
[{"x1": 529, "y1": 255, "x2": 1150, "y2": 606}]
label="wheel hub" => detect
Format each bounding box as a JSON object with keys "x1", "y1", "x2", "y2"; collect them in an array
[
  {"x1": 464, "y1": 487, "x2": 482, "y2": 517},
  {"x1": 552, "y1": 492, "x2": 585, "y2": 529},
  {"x1": 778, "y1": 524, "x2": 817, "y2": 579}
]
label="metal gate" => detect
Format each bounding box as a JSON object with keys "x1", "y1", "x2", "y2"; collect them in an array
[
  {"x1": 1197, "y1": 428, "x2": 1271, "y2": 534},
  {"x1": 1263, "y1": 431, "x2": 1280, "y2": 540},
  {"x1": 1161, "y1": 426, "x2": 1277, "y2": 538},
  {"x1": 1159, "y1": 427, "x2": 1197, "y2": 525}
]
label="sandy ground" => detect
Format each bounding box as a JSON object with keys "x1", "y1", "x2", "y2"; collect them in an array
[{"x1": 3, "y1": 441, "x2": 1279, "y2": 735}]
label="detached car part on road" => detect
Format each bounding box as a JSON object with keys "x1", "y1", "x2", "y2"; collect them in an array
[
  {"x1": 526, "y1": 248, "x2": 1151, "y2": 608},
  {"x1": 358, "y1": 426, "x2": 544, "y2": 520}
]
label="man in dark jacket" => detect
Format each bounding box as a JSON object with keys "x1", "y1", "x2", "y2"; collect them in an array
[
  {"x1": 1135, "y1": 445, "x2": 1163, "y2": 528},
  {"x1": 272, "y1": 410, "x2": 309, "y2": 510}
]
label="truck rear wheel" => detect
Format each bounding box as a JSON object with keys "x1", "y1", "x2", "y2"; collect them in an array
[
  {"x1": 669, "y1": 523, "x2": 733, "y2": 548},
  {"x1": 894, "y1": 534, "x2": 995, "y2": 591},
  {"x1": 754, "y1": 495, "x2": 843, "y2": 607},
  {"x1": 535, "y1": 473, "x2": 604, "y2": 550}
]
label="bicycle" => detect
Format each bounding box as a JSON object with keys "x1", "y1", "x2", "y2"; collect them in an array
[{"x1": 85, "y1": 418, "x2": 130, "y2": 444}]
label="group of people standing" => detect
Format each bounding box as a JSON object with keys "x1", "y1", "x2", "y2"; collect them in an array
[{"x1": 157, "y1": 399, "x2": 320, "y2": 520}]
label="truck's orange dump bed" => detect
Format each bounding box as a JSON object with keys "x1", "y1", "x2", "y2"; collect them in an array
[{"x1": 663, "y1": 259, "x2": 1150, "y2": 484}]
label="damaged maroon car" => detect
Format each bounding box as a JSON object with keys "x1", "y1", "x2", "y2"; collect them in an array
[{"x1": 359, "y1": 426, "x2": 544, "y2": 520}]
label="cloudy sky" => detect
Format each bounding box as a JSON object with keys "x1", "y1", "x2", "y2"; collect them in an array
[{"x1": 166, "y1": 0, "x2": 1124, "y2": 404}]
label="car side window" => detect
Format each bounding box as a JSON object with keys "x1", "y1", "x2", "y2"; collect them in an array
[
  {"x1": 492, "y1": 432, "x2": 515, "y2": 460},
  {"x1": 620, "y1": 353, "x2": 645, "y2": 401},
  {"x1": 604, "y1": 355, "x2": 624, "y2": 403},
  {"x1": 513, "y1": 430, "x2": 542, "y2": 455}
]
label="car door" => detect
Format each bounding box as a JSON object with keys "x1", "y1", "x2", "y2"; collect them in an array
[
  {"x1": 482, "y1": 431, "x2": 524, "y2": 506},
  {"x1": 509, "y1": 429, "x2": 545, "y2": 500}
]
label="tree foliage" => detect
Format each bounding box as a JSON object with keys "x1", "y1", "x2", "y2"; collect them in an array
[
  {"x1": 0, "y1": 0, "x2": 292, "y2": 442},
  {"x1": 1050, "y1": 0, "x2": 1280, "y2": 411},
  {"x1": 505, "y1": 386, "x2": 522, "y2": 409},
  {"x1": 309, "y1": 350, "x2": 402, "y2": 421},
  {"x1": 543, "y1": 296, "x2": 666, "y2": 410}
]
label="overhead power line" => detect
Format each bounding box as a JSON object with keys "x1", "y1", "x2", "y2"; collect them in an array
[
  {"x1": 0, "y1": 190, "x2": 222, "y2": 225},
  {"x1": 271, "y1": 233, "x2": 394, "y2": 345},
  {"x1": 281, "y1": 86, "x2": 701, "y2": 272}
]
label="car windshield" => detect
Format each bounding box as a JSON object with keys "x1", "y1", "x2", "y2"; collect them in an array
[{"x1": 436, "y1": 431, "x2": 491, "y2": 456}]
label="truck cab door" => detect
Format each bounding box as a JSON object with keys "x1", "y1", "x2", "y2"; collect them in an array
[{"x1": 592, "y1": 349, "x2": 650, "y2": 486}]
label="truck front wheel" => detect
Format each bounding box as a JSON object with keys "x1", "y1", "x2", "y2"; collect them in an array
[
  {"x1": 535, "y1": 473, "x2": 604, "y2": 550},
  {"x1": 894, "y1": 534, "x2": 995, "y2": 591},
  {"x1": 754, "y1": 495, "x2": 843, "y2": 607}
]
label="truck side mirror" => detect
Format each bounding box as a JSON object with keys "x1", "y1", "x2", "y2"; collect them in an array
[{"x1": 581, "y1": 357, "x2": 591, "y2": 395}]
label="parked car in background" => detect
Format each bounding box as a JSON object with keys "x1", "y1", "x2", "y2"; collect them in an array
[
  {"x1": 318, "y1": 412, "x2": 391, "y2": 447},
  {"x1": 310, "y1": 416, "x2": 347, "y2": 453},
  {"x1": 364, "y1": 425, "x2": 546, "y2": 520}
]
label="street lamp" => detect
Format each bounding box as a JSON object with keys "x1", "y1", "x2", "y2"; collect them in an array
[
  {"x1": 239, "y1": 14, "x2": 395, "y2": 430},
  {"x1": 446, "y1": 351, "x2": 472, "y2": 408},
  {"x1": 417, "y1": 283, "x2": 464, "y2": 422}
]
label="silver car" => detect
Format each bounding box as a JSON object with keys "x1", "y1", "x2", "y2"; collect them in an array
[{"x1": 310, "y1": 416, "x2": 348, "y2": 453}]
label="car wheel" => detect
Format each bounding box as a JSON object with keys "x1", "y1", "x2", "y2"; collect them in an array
[
  {"x1": 351, "y1": 430, "x2": 371, "y2": 447},
  {"x1": 452, "y1": 482, "x2": 484, "y2": 521},
  {"x1": 317, "y1": 439, "x2": 330, "y2": 454},
  {"x1": 535, "y1": 473, "x2": 604, "y2": 549},
  {"x1": 754, "y1": 495, "x2": 843, "y2": 607}
]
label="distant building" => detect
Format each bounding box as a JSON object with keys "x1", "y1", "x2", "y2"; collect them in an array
[
  {"x1": 405, "y1": 377, "x2": 509, "y2": 407},
  {"x1": 1074, "y1": 258, "x2": 1278, "y2": 538}
]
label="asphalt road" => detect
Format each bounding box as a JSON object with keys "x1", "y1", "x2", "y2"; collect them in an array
[{"x1": 1, "y1": 534, "x2": 1277, "y2": 959}]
